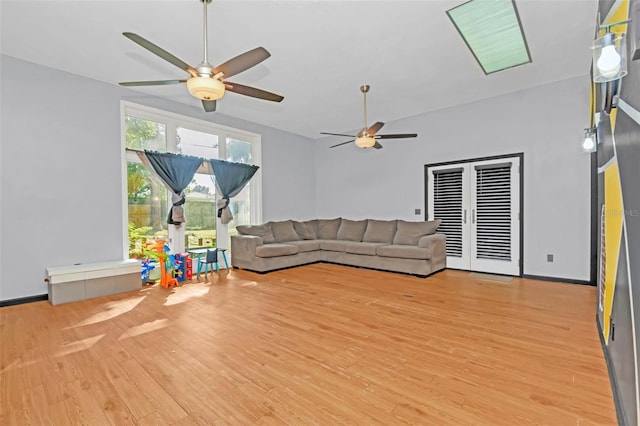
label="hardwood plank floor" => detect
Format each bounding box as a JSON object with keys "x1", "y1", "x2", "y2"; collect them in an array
[{"x1": 0, "y1": 264, "x2": 616, "y2": 425}]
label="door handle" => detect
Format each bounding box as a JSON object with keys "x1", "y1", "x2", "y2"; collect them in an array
[
  {"x1": 472, "y1": 209, "x2": 476, "y2": 224},
  {"x1": 463, "y1": 209, "x2": 467, "y2": 224}
]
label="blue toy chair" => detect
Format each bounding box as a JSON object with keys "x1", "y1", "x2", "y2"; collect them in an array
[{"x1": 198, "y1": 249, "x2": 219, "y2": 279}]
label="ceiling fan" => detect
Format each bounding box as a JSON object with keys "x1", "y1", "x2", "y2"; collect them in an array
[
  {"x1": 321, "y1": 85, "x2": 417, "y2": 149},
  {"x1": 119, "y1": 0, "x2": 283, "y2": 112}
]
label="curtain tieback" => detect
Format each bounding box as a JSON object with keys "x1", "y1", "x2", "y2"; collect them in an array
[
  {"x1": 173, "y1": 195, "x2": 186, "y2": 207},
  {"x1": 217, "y1": 198, "x2": 229, "y2": 218}
]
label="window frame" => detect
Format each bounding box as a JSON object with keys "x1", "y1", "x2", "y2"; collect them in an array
[{"x1": 120, "y1": 101, "x2": 262, "y2": 258}]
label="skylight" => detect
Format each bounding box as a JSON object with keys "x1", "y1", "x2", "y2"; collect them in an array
[{"x1": 447, "y1": 0, "x2": 531, "y2": 74}]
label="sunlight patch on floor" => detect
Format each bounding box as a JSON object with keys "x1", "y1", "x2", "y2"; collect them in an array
[
  {"x1": 164, "y1": 284, "x2": 210, "y2": 306},
  {"x1": 119, "y1": 319, "x2": 169, "y2": 340},
  {"x1": 54, "y1": 334, "x2": 104, "y2": 357},
  {"x1": 72, "y1": 295, "x2": 147, "y2": 327},
  {"x1": 0, "y1": 356, "x2": 42, "y2": 373}
]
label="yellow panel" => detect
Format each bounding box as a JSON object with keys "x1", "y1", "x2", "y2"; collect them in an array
[
  {"x1": 603, "y1": 163, "x2": 624, "y2": 343},
  {"x1": 610, "y1": 107, "x2": 618, "y2": 132},
  {"x1": 590, "y1": 80, "x2": 596, "y2": 127},
  {"x1": 603, "y1": 0, "x2": 629, "y2": 34}
]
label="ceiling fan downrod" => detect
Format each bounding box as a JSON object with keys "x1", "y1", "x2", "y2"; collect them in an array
[
  {"x1": 200, "y1": 0, "x2": 213, "y2": 74},
  {"x1": 361, "y1": 84, "x2": 370, "y2": 134}
]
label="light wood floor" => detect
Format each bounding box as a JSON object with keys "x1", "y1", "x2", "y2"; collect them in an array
[{"x1": 1, "y1": 264, "x2": 616, "y2": 425}]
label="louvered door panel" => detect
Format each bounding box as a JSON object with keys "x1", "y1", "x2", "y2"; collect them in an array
[
  {"x1": 470, "y1": 158, "x2": 520, "y2": 275},
  {"x1": 433, "y1": 168, "x2": 464, "y2": 257},
  {"x1": 474, "y1": 164, "x2": 512, "y2": 260}
]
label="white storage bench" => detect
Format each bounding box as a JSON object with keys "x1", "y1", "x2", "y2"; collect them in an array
[{"x1": 45, "y1": 260, "x2": 141, "y2": 305}]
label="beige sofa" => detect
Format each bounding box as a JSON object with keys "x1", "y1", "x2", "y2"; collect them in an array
[{"x1": 230, "y1": 218, "x2": 446, "y2": 277}]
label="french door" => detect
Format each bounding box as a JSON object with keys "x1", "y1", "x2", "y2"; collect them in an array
[{"x1": 427, "y1": 156, "x2": 521, "y2": 276}]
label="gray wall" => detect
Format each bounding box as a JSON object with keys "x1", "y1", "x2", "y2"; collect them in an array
[
  {"x1": 0, "y1": 55, "x2": 594, "y2": 299},
  {"x1": 0, "y1": 55, "x2": 315, "y2": 301},
  {"x1": 315, "y1": 76, "x2": 592, "y2": 281}
]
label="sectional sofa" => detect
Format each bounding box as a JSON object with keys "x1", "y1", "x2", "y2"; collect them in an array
[{"x1": 230, "y1": 218, "x2": 446, "y2": 277}]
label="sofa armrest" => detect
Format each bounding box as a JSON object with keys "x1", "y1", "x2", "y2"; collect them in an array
[
  {"x1": 230, "y1": 235, "x2": 263, "y2": 265},
  {"x1": 417, "y1": 233, "x2": 447, "y2": 259},
  {"x1": 417, "y1": 233, "x2": 445, "y2": 248}
]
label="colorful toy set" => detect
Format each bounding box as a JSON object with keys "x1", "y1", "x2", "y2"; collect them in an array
[{"x1": 141, "y1": 240, "x2": 192, "y2": 288}]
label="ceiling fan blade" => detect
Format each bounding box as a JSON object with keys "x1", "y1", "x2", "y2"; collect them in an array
[
  {"x1": 366, "y1": 121, "x2": 385, "y2": 136},
  {"x1": 329, "y1": 140, "x2": 355, "y2": 148},
  {"x1": 373, "y1": 142, "x2": 383, "y2": 149},
  {"x1": 213, "y1": 47, "x2": 271, "y2": 79},
  {"x1": 123, "y1": 32, "x2": 198, "y2": 77},
  {"x1": 119, "y1": 79, "x2": 186, "y2": 87},
  {"x1": 320, "y1": 132, "x2": 357, "y2": 138},
  {"x1": 202, "y1": 100, "x2": 217, "y2": 112},
  {"x1": 375, "y1": 133, "x2": 418, "y2": 139},
  {"x1": 224, "y1": 81, "x2": 284, "y2": 102}
]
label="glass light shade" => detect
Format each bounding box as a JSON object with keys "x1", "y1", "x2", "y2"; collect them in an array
[
  {"x1": 187, "y1": 77, "x2": 225, "y2": 100},
  {"x1": 582, "y1": 130, "x2": 597, "y2": 152},
  {"x1": 592, "y1": 32, "x2": 627, "y2": 83},
  {"x1": 583, "y1": 135, "x2": 595, "y2": 151},
  {"x1": 355, "y1": 136, "x2": 376, "y2": 148}
]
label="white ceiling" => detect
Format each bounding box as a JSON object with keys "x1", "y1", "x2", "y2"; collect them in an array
[{"x1": 1, "y1": 0, "x2": 598, "y2": 138}]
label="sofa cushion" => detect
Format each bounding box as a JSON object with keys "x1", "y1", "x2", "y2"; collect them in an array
[
  {"x1": 392, "y1": 220, "x2": 442, "y2": 245},
  {"x1": 376, "y1": 245, "x2": 431, "y2": 260},
  {"x1": 293, "y1": 220, "x2": 318, "y2": 240},
  {"x1": 362, "y1": 219, "x2": 397, "y2": 243},
  {"x1": 317, "y1": 218, "x2": 342, "y2": 240},
  {"x1": 318, "y1": 240, "x2": 346, "y2": 252},
  {"x1": 336, "y1": 219, "x2": 367, "y2": 242},
  {"x1": 286, "y1": 240, "x2": 321, "y2": 253},
  {"x1": 255, "y1": 243, "x2": 299, "y2": 258},
  {"x1": 236, "y1": 224, "x2": 276, "y2": 244},
  {"x1": 344, "y1": 241, "x2": 386, "y2": 256},
  {"x1": 269, "y1": 220, "x2": 300, "y2": 242}
]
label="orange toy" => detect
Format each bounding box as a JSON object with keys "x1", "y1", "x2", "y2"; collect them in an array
[{"x1": 150, "y1": 240, "x2": 178, "y2": 288}]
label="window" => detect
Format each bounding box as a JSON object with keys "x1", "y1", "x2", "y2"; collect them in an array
[
  {"x1": 177, "y1": 127, "x2": 218, "y2": 250},
  {"x1": 121, "y1": 102, "x2": 262, "y2": 259},
  {"x1": 225, "y1": 138, "x2": 253, "y2": 234}
]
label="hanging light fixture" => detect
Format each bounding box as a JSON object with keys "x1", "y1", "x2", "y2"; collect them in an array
[
  {"x1": 582, "y1": 128, "x2": 597, "y2": 152},
  {"x1": 592, "y1": 22, "x2": 628, "y2": 83}
]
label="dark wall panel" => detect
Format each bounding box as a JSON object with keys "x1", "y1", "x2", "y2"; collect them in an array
[{"x1": 595, "y1": 1, "x2": 640, "y2": 424}]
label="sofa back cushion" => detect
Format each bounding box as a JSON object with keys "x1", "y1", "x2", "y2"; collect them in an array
[
  {"x1": 236, "y1": 224, "x2": 276, "y2": 244},
  {"x1": 336, "y1": 219, "x2": 367, "y2": 242},
  {"x1": 317, "y1": 218, "x2": 342, "y2": 240},
  {"x1": 393, "y1": 220, "x2": 442, "y2": 245},
  {"x1": 362, "y1": 219, "x2": 397, "y2": 243},
  {"x1": 269, "y1": 220, "x2": 301, "y2": 242},
  {"x1": 293, "y1": 220, "x2": 318, "y2": 240}
]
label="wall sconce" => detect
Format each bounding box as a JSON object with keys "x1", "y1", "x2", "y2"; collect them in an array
[
  {"x1": 592, "y1": 22, "x2": 628, "y2": 83},
  {"x1": 582, "y1": 128, "x2": 597, "y2": 152}
]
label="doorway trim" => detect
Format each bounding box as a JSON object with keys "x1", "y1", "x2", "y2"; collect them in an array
[{"x1": 424, "y1": 152, "x2": 524, "y2": 277}]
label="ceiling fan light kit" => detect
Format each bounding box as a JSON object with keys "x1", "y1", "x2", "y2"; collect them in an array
[
  {"x1": 187, "y1": 76, "x2": 225, "y2": 100},
  {"x1": 355, "y1": 136, "x2": 376, "y2": 148}
]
